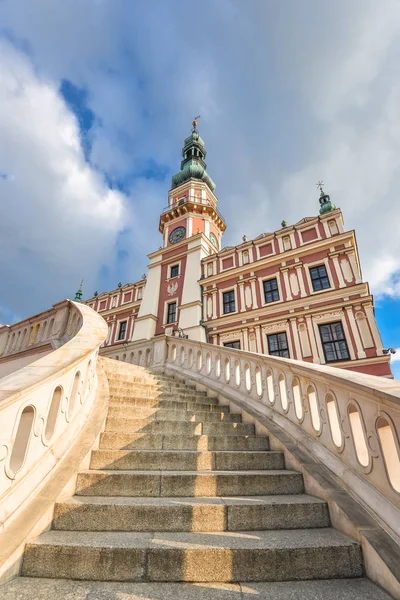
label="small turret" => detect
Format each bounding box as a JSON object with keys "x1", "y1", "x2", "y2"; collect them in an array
[
  {"x1": 74, "y1": 280, "x2": 83, "y2": 302},
  {"x1": 171, "y1": 117, "x2": 216, "y2": 192},
  {"x1": 317, "y1": 181, "x2": 336, "y2": 215}
]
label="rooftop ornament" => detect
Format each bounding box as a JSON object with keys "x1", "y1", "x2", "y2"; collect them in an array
[
  {"x1": 317, "y1": 180, "x2": 336, "y2": 215},
  {"x1": 281, "y1": 220, "x2": 287, "y2": 228},
  {"x1": 74, "y1": 280, "x2": 84, "y2": 303}
]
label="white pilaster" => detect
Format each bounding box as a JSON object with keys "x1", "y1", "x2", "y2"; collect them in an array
[
  {"x1": 290, "y1": 318, "x2": 302, "y2": 360},
  {"x1": 295, "y1": 265, "x2": 307, "y2": 297},
  {"x1": 364, "y1": 303, "x2": 384, "y2": 354},
  {"x1": 345, "y1": 307, "x2": 366, "y2": 359},
  {"x1": 348, "y1": 251, "x2": 362, "y2": 284},
  {"x1": 332, "y1": 255, "x2": 346, "y2": 288},
  {"x1": 281, "y1": 269, "x2": 292, "y2": 301},
  {"x1": 306, "y1": 316, "x2": 320, "y2": 363}
]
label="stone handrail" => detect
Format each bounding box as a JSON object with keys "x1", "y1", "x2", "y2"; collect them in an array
[
  {"x1": 0, "y1": 300, "x2": 108, "y2": 534},
  {"x1": 101, "y1": 336, "x2": 400, "y2": 539}
]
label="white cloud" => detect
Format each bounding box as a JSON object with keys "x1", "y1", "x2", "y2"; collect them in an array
[
  {"x1": 390, "y1": 350, "x2": 400, "y2": 363},
  {"x1": 0, "y1": 39, "x2": 126, "y2": 317}
]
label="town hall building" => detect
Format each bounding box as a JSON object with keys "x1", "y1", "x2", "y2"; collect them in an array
[{"x1": 84, "y1": 120, "x2": 392, "y2": 377}]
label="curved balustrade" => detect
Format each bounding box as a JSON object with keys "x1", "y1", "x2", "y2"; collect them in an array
[
  {"x1": 101, "y1": 336, "x2": 400, "y2": 537},
  {"x1": 0, "y1": 300, "x2": 107, "y2": 532}
]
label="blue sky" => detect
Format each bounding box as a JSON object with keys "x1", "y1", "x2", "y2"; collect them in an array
[{"x1": 0, "y1": 0, "x2": 399, "y2": 377}]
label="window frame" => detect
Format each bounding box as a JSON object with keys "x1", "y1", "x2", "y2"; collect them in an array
[
  {"x1": 118, "y1": 321, "x2": 128, "y2": 341},
  {"x1": 263, "y1": 278, "x2": 280, "y2": 304},
  {"x1": 267, "y1": 332, "x2": 290, "y2": 358},
  {"x1": 309, "y1": 265, "x2": 331, "y2": 292},
  {"x1": 170, "y1": 264, "x2": 179, "y2": 278},
  {"x1": 222, "y1": 290, "x2": 236, "y2": 314},
  {"x1": 318, "y1": 321, "x2": 350, "y2": 363},
  {"x1": 223, "y1": 341, "x2": 241, "y2": 349},
  {"x1": 167, "y1": 301, "x2": 177, "y2": 324}
]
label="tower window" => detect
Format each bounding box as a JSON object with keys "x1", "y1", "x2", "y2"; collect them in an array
[
  {"x1": 118, "y1": 321, "x2": 127, "y2": 340},
  {"x1": 263, "y1": 278, "x2": 279, "y2": 303},
  {"x1": 223, "y1": 341, "x2": 241, "y2": 349},
  {"x1": 267, "y1": 332, "x2": 289, "y2": 358},
  {"x1": 223, "y1": 291, "x2": 236, "y2": 314},
  {"x1": 167, "y1": 302, "x2": 177, "y2": 324},
  {"x1": 319, "y1": 322, "x2": 350, "y2": 362},
  {"x1": 310, "y1": 265, "x2": 330, "y2": 291},
  {"x1": 170, "y1": 264, "x2": 179, "y2": 278}
]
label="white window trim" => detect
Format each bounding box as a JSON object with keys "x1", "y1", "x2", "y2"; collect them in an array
[
  {"x1": 164, "y1": 298, "x2": 179, "y2": 325},
  {"x1": 264, "y1": 323, "x2": 294, "y2": 359},
  {"x1": 258, "y1": 274, "x2": 284, "y2": 308},
  {"x1": 304, "y1": 257, "x2": 334, "y2": 296},
  {"x1": 312, "y1": 311, "x2": 356, "y2": 363},
  {"x1": 167, "y1": 260, "x2": 182, "y2": 280},
  {"x1": 122, "y1": 291, "x2": 133, "y2": 304},
  {"x1": 219, "y1": 284, "x2": 239, "y2": 317},
  {"x1": 116, "y1": 318, "x2": 128, "y2": 341}
]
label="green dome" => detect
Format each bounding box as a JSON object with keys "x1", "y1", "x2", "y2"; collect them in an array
[
  {"x1": 319, "y1": 190, "x2": 336, "y2": 215},
  {"x1": 171, "y1": 125, "x2": 216, "y2": 192}
]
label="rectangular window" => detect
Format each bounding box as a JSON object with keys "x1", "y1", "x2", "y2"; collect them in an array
[
  {"x1": 170, "y1": 264, "x2": 179, "y2": 278},
  {"x1": 223, "y1": 341, "x2": 241, "y2": 349},
  {"x1": 223, "y1": 290, "x2": 236, "y2": 314},
  {"x1": 118, "y1": 321, "x2": 127, "y2": 340},
  {"x1": 319, "y1": 322, "x2": 350, "y2": 362},
  {"x1": 310, "y1": 265, "x2": 330, "y2": 291},
  {"x1": 267, "y1": 332, "x2": 289, "y2": 358},
  {"x1": 263, "y1": 278, "x2": 279, "y2": 303},
  {"x1": 167, "y1": 302, "x2": 177, "y2": 324}
]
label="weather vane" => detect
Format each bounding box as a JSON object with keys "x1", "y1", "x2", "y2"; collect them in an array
[
  {"x1": 316, "y1": 180, "x2": 324, "y2": 193},
  {"x1": 192, "y1": 115, "x2": 201, "y2": 132}
]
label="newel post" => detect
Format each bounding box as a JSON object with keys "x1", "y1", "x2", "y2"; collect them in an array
[{"x1": 152, "y1": 336, "x2": 168, "y2": 372}]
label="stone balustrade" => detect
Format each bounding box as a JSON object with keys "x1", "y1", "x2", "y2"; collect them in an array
[
  {"x1": 0, "y1": 300, "x2": 107, "y2": 535},
  {"x1": 102, "y1": 336, "x2": 400, "y2": 538}
]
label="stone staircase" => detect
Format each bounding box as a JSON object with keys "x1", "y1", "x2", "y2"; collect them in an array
[{"x1": 2, "y1": 359, "x2": 392, "y2": 599}]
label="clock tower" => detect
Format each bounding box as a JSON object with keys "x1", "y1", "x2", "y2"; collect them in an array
[{"x1": 133, "y1": 120, "x2": 226, "y2": 341}]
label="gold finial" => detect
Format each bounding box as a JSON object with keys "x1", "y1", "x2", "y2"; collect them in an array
[{"x1": 192, "y1": 115, "x2": 201, "y2": 131}]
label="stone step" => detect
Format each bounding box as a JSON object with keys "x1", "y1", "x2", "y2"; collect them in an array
[
  {"x1": 52, "y1": 495, "x2": 330, "y2": 532},
  {"x1": 108, "y1": 383, "x2": 206, "y2": 395},
  {"x1": 99, "y1": 432, "x2": 270, "y2": 451},
  {"x1": 106, "y1": 406, "x2": 241, "y2": 423},
  {"x1": 104, "y1": 419, "x2": 255, "y2": 436},
  {"x1": 109, "y1": 393, "x2": 220, "y2": 405},
  {"x1": 75, "y1": 469, "x2": 304, "y2": 497},
  {"x1": 1, "y1": 578, "x2": 392, "y2": 600},
  {"x1": 22, "y1": 528, "x2": 362, "y2": 582},
  {"x1": 89, "y1": 450, "x2": 284, "y2": 471},
  {"x1": 108, "y1": 397, "x2": 229, "y2": 413}
]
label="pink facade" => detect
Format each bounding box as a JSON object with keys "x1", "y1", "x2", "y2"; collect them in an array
[{"x1": 84, "y1": 124, "x2": 392, "y2": 377}]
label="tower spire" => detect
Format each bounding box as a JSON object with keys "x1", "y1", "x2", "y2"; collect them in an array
[
  {"x1": 74, "y1": 280, "x2": 84, "y2": 302},
  {"x1": 171, "y1": 119, "x2": 216, "y2": 192},
  {"x1": 316, "y1": 181, "x2": 336, "y2": 214}
]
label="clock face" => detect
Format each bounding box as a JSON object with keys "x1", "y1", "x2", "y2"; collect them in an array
[
  {"x1": 169, "y1": 226, "x2": 186, "y2": 244},
  {"x1": 209, "y1": 232, "x2": 219, "y2": 249}
]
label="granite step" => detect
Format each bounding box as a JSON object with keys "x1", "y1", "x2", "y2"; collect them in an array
[
  {"x1": 105, "y1": 419, "x2": 255, "y2": 436},
  {"x1": 108, "y1": 397, "x2": 227, "y2": 412},
  {"x1": 75, "y1": 469, "x2": 304, "y2": 497},
  {"x1": 106, "y1": 406, "x2": 241, "y2": 423},
  {"x1": 1, "y1": 578, "x2": 392, "y2": 600},
  {"x1": 21, "y1": 528, "x2": 363, "y2": 582},
  {"x1": 99, "y1": 432, "x2": 270, "y2": 451},
  {"x1": 109, "y1": 391, "x2": 218, "y2": 404},
  {"x1": 89, "y1": 449, "x2": 284, "y2": 471},
  {"x1": 52, "y1": 494, "x2": 330, "y2": 532}
]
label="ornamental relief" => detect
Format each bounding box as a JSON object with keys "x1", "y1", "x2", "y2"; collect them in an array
[
  {"x1": 167, "y1": 281, "x2": 179, "y2": 296},
  {"x1": 245, "y1": 285, "x2": 252, "y2": 308},
  {"x1": 221, "y1": 332, "x2": 242, "y2": 343},
  {"x1": 312, "y1": 311, "x2": 343, "y2": 323},
  {"x1": 207, "y1": 297, "x2": 213, "y2": 319},
  {"x1": 341, "y1": 258, "x2": 353, "y2": 283},
  {"x1": 263, "y1": 321, "x2": 288, "y2": 334},
  {"x1": 289, "y1": 272, "x2": 300, "y2": 296}
]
